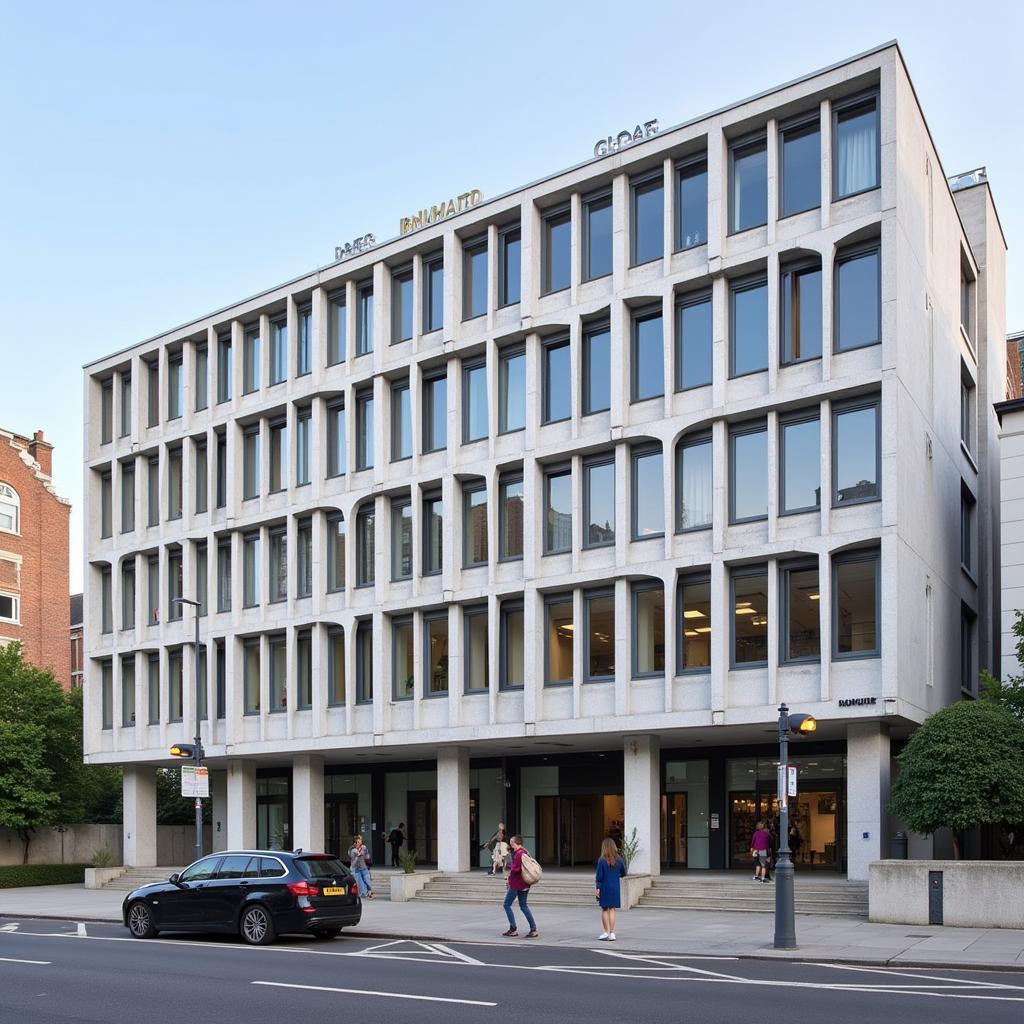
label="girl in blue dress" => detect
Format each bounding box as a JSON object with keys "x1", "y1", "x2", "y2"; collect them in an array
[{"x1": 594, "y1": 837, "x2": 627, "y2": 941}]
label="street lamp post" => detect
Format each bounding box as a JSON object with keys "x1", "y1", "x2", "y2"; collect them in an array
[
  {"x1": 173, "y1": 597, "x2": 203, "y2": 863},
  {"x1": 774, "y1": 703, "x2": 816, "y2": 950}
]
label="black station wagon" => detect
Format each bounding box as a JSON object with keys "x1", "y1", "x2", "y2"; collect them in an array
[{"x1": 122, "y1": 849, "x2": 361, "y2": 945}]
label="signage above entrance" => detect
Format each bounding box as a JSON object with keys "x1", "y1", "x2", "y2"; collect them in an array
[
  {"x1": 838, "y1": 696, "x2": 878, "y2": 707},
  {"x1": 400, "y1": 190, "x2": 484, "y2": 235},
  {"x1": 593, "y1": 120, "x2": 659, "y2": 158}
]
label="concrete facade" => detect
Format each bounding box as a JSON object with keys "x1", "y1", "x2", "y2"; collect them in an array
[
  {"x1": 82, "y1": 44, "x2": 1005, "y2": 880},
  {"x1": 997, "y1": 397, "x2": 1024, "y2": 679}
]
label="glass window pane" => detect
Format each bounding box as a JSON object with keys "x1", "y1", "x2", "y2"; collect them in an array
[
  {"x1": 393, "y1": 620, "x2": 414, "y2": 699},
  {"x1": 296, "y1": 633, "x2": 312, "y2": 708},
  {"x1": 356, "y1": 509, "x2": 375, "y2": 586},
  {"x1": 502, "y1": 606, "x2": 524, "y2": 688},
  {"x1": 835, "y1": 100, "x2": 879, "y2": 197},
  {"x1": 632, "y1": 178, "x2": 664, "y2": 265},
  {"x1": 426, "y1": 617, "x2": 449, "y2": 694},
  {"x1": 465, "y1": 611, "x2": 488, "y2": 691},
  {"x1": 633, "y1": 451, "x2": 664, "y2": 538},
  {"x1": 243, "y1": 641, "x2": 259, "y2": 713},
  {"x1": 836, "y1": 249, "x2": 880, "y2": 351},
  {"x1": 634, "y1": 587, "x2": 665, "y2": 675},
  {"x1": 680, "y1": 579, "x2": 711, "y2": 670},
  {"x1": 297, "y1": 308, "x2": 311, "y2": 375},
  {"x1": 499, "y1": 478, "x2": 524, "y2": 560},
  {"x1": 357, "y1": 284, "x2": 374, "y2": 355},
  {"x1": 357, "y1": 393, "x2": 374, "y2": 469},
  {"x1": 586, "y1": 594, "x2": 615, "y2": 679},
  {"x1": 781, "y1": 122, "x2": 821, "y2": 216},
  {"x1": 731, "y1": 281, "x2": 768, "y2": 376},
  {"x1": 834, "y1": 556, "x2": 878, "y2": 655},
  {"x1": 424, "y1": 374, "x2": 447, "y2": 452},
  {"x1": 393, "y1": 272, "x2": 413, "y2": 342},
  {"x1": 545, "y1": 471, "x2": 572, "y2": 553},
  {"x1": 731, "y1": 140, "x2": 767, "y2": 232},
  {"x1": 391, "y1": 501, "x2": 412, "y2": 580},
  {"x1": 834, "y1": 404, "x2": 878, "y2": 504},
  {"x1": 426, "y1": 259, "x2": 444, "y2": 332},
  {"x1": 328, "y1": 630, "x2": 345, "y2": 705},
  {"x1": 392, "y1": 385, "x2": 412, "y2": 460},
  {"x1": 543, "y1": 343, "x2": 570, "y2": 423},
  {"x1": 781, "y1": 418, "x2": 821, "y2": 513},
  {"x1": 583, "y1": 327, "x2": 611, "y2": 414},
  {"x1": 546, "y1": 598, "x2": 573, "y2": 684},
  {"x1": 731, "y1": 428, "x2": 768, "y2": 522},
  {"x1": 585, "y1": 460, "x2": 615, "y2": 547},
  {"x1": 500, "y1": 232, "x2": 520, "y2": 306},
  {"x1": 733, "y1": 571, "x2": 768, "y2": 665},
  {"x1": 269, "y1": 637, "x2": 287, "y2": 711},
  {"x1": 786, "y1": 567, "x2": 820, "y2": 660},
  {"x1": 585, "y1": 196, "x2": 613, "y2": 279},
  {"x1": 464, "y1": 363, "x2": 488, "y2": 442},
  {"x1": 464, "y1": 487, "x2": 488, "y2": 566},
  {"x1": 781, "y1": 266, "x2": 822, "y2": 363},
  {"x1": 499, "y1": 350, "x2": 525, "y2": 433},
  {"x1": 465, "y1": 244, "x2": 488, "y2": 318},
  {"x1": 633, "y1": 313, "x2": 664, "y2": 401},
  {"x1": 677, "y1": 162, "x2": 708, "y2": 249},
  {"x1": 677, "y1": 296, "x2": 712, "y2": 389},
  {"x1": 678, "y1": 439, "x2": 712, "y2": 530},
  {"x1": 543, "y1": 213, "x2": 571, "y2": 293},
  {"x1": 328, "y1": 296, "x2": 346, "y2": 365},
  {"x1": 422, "y1": 495, "x2": 443, "y2": 574},
  {"x1": 356, "y1": 621, "x2": 373, "y2": 702}
]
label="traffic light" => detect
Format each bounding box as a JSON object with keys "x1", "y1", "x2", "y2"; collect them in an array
[{"x1": 169, "y1": 742, "x2": 204, "y2": 760}]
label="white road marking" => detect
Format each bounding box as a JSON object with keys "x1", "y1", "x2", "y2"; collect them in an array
[
  {"x1": 795, "y1": 961, "x2": 1022, "y2": 990},
  {"x1": 76, "y1": 923, "x2": 87, "y2": 938},
  {"x1": 430, "y1": 942, "x2": 485, "y2": 966},
  {"x1": 251, "y1": 980, "x2": 497, "y2": 1005},
  {"x1": 0, "y1": 956, "x2": 50, "y2": 965},
  {"x1": 0, "y1": 924, "x2": 18, "y2": 933}
]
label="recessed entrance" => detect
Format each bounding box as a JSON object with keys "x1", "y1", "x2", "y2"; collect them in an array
[
  {"x1": 535, "y1": 794, "x2": 625, "y2": 867},
  {"x1": 325, "y1": 794, "x2": 358, "y2": 861}
]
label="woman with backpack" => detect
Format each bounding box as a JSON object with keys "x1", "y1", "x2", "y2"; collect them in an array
[
  {"x1": 502, "y1": 835, "x2": 539, "y2": 938},
  {"x1": 594, "y1": 837, "x2": 627, "y2": 941}
]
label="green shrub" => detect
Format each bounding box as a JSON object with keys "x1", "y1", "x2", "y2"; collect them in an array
[
  {"x1": 0, "y1": 864, "x2": 88, "y2": 888},
  {"x1": 398, "y1": 850, "x2": 418, "y2": 874},
  {"x1": 90, "y1": 847, "x2": 115, "y2": 868}
]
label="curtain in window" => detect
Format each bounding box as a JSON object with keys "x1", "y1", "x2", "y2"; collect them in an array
[{"x1": 837, "y1": 111, "x2": 877, "y2": 196}]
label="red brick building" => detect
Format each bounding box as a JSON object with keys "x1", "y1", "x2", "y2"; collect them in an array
[{"x1": 0, "y1": 428, "x2": 71, "y2": 686}]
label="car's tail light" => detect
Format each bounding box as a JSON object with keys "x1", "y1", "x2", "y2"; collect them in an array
[{"x1": 287, "y1": 880, "x2": 318, "y2": 897}]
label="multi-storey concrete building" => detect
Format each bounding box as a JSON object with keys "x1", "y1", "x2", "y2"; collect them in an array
[{"x1": 83, "y1": 42, "x2": 1006, "y2": 880}]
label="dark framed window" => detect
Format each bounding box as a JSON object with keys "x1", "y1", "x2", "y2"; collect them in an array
[
  {"x1": 631, "y1": 170, "x2": 664, "y2": 266},
  {"x1": 356, "y1": 389, "x2": 374, "y2": 471},
  {"x1": 390, "y1": 497, "x2": 413, "y2": 581},
  {"x1": 147, "y1": 652, "x2": 160, "y2": 723},
  {"x1": 243, "y1": 326, "x2": 260, "y2": 394},
  {"x1": 268, "y1": 634, "x2": 286, "y2": 711},
  {"x1": 217, "y1": 335, "x2": 232, "y2": 403},
  {"x1": 356, "y1": 281, "x2": 374, "y2": 356},
  {"x1": 961, "y1": 486, "x2": 976, "y2": 573},
  {"x1": 780, "y1": 260, "x2": 822, "y2": 364},
  {"x1": 167, "y1": 446, "x2": 183, "y2": 520},
  {"x1": 729, "y1": 422, "x2": 768, "y2": 524},
  {"x1": 464, "y1": 236, "x2": 489, "y2": 318},
  {"x1": 215, "y1": 431, "x2": 227, "y2": 508},
  {"x1": 242, "y1": 426, "x2": 260, "y2": 499},
  {"x1": 729, "y1": 135, "x2": 767, "y2": 233},
  {"x1": 355, "y1": 619, "x2": 373, "y2": 703},
  {"x1": 960, "y1": 606, "x2": 976, "y2": 695},
  {"x1": 328, "y1": 628, "x2": 345, "y2": 706},
  {"x1": 194, "y1": 440, "x2": 208, "y2": 514},
  {"x1": 960, "y1": 366, "x2": 975, "y2": 453},
  {"x1": 167, "y1": 546, "x2": 183, "y2": 620},
  {"x1": 584, "y1": 590, "x2": 615, "y2": 682},
  {"x1": 545, "y1": 594, "x2": 574, "y2": 686},
  {"x1": 498, "y1": 346, "x2": 526, "y2": 434},
  {"x1": 296, "y1": 305, "x2": 311, "y2": 376},
  {"x1": 423, "y1": 491, "x2": 443, "y2": 575},
  {"x1": 296, "y1": 630, "x2": 312, "y2": 709},
  {"x1": 216, "y1": 538, "x2": 231, "y2": 613},
  {"x1": 832, "y1": 397, "x2": 880, "y2": 506},
  {"x1": 100, "y1": 471, "x2": 112, "y2": 538},
  {"x1": 961, "y1": 264, "x2": 974, "y2": 341},
  {"x1": 498, "y1": 474, "x2": 524, "y2": 561},
  {"x1": 833, "y1": 550, "x2": 880, "y2": 658},
  {"x1": 100, "y1": 565, "x2": 112, "y2": 633},
  {"x1": 632, "y1": 582, "x2": 665, "y2": 678},
  {"x1": 391, "y1": 381, "x2": 412, "y2": 462},
  {"x1": 582, "y1": 322, "x2": 611, "y2": 415},
  {"x1": 391, "y1": 265, "x2": 413, "y2": 344},
  {"x1": 168, "y1": 648, "x2": 183, "y2": 721},
  {"x1": 147, "y1": 456, "x2": 159, "y2": 526},
  {"x1": 167, "y1": 354, "x2": 183, "y2": 419},
  {"x1": 462, "y1": 480, "x2": 488, "y2": 567},
  {"x1": 100, "y1": 378, "x2": 113, "y2": 443},
  {"x1": 121, "y1": 462, "x2": 135, "y2": 532},
  {"x1": 542, "y1": 205, "x2": 571, "y2": 294},
  {"x1": 675, "y1": 157, "x2": 708, "y2": 250},
  {"x1": 730, "y1": 275, "x2": 768, "y2": 377},
  {"x1": 215, "y1": 640, "x2": 225, "y2": 719},
  {"x1": 327, "y1": 291, "x2": 346, "y2": 365},
  {"x1": 631, "y1": 306, "x2": 664, "y2": 402},
  {"x1": 833, "y1": 92, "x2": 879, "y2": 200},
  {"x1": 146, "y1": 358, "x2": 159, "y2": 427},
  {"x1": 500, "y1": 600, "x2": 525, "y2": 690},
  {"x1": 296, "y1": 517, "x2": 312, "y2": 598},
  {"x1": 268, "y1": 419, "x2": 287, "y2": 493},
  {"x1": 543, "y1": 465, "x2": 572, "y2": 554},
  {"x1": 195, "y1": 541, "x2": 207, "y2": 617},
  {"x1": 326, "y1": 401, "x2": 346, "y2": 477},
  {"x1": 583, "y1": 455, "x2": 615, "y2": 548},
  {"x1": 676, "y1": 434, "x2": 712, "y2": 532},
  {"x1": 269, "y1": 318, "x2": 287, "y2": 385},
  {"x1": 422, "y1": 370, "x2": 448, "y2": 453},
  {"x1": 120, "y1": 372, "x2": 132, "y2": 437},
  {"x1": 356, "y1": 505, "x2": 375, "y2": 587},
  {"x1": 194, "y1": 345, "x2": 209, "y2": 411},
  {"x1": 675, "y1": 289, "x2": 712, "y2": 390},
  {"x1": 498, "y1": 227, "x2": 521, "y2": 307},
  {"x1": 425, "y1": 612, "x2": 449, "y2": 696},
  {"x1": 392, "y1": 616, "x2": 414, "y2": 700},
  {"x1": 295, "y1": 406, "x2": 311, "y2": 486},
  {"x1": 779, "y1": 412, "x2": 821, "y2": 515},
  {"x1": 542, "y1": 338, "x2": 571, "y2": 424},
  {"x1": 782, "y1": 563, "x2": 820, "y2": 663},
  {"x1": 121, "y1": 560, "x2": 135, "y2": 629},
  {"x1": 121, "y1": 655, "x2": 135, "y2": 727},
  {"x1": 464, "y1": 606, "x2": 489, "y2": 692},
  {"x1": 834, "y1": 242, "x2": 881, "y2": 353},
  {"x1": 583, "y1": 191, "x2": 612, "y2": 280},
  {"x1": 779, "y1": 114, "x2": 821, "y2": 216},
  {"x1": 268, "y1": 528, "x2": 287, "y2": 603},
  {"x1": 462, "y1": 359, "x2": 488, "y2": 443},
  {"x1": 242, "y1": 639, "x2": 259, "y2": 714},
  {"x1": 327, "y1": 513, "x2": 346, "y2": 592},
  {"x1": 632, "y1": 447, "x2": 664, "y2": 539},
  {"x1": 732, "y1": 566, "x2": 769, "y2": 667},
  {"x1": 678, "y1": 575, "x2": 711, "y2": 672},
  {"x1": 424, "y1": 254, "x2": 444, "y2": 333}
]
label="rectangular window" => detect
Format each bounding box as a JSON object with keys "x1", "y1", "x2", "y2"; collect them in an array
[
  {"x1": 678, "y1": 576, "x2": 711, "y2": 672},
  {"x1": 100, "y1": 472, "x2": 112, "y2": 538},
  {"x1": 196, "y1": 645, "x2": 208, "y2": 721},
  {"x1": 781, "y1": 262, "x2": 822, "y2": 364},
  {"x1": 582, "y1": 323, "x2": 611, "y2": 414},
  {"x1": 268, "y1": 420, "x2": 287, "y2": 493},
  {"x1": 583, "y1": 191, "x2": 612, "y2": 280},
  {"x1": 732, "y1": 567, "x2": 769, "y2": 666},
  {"x1": 297, "y1": 305, "x2": 311, "y2": 376},
  {"x1": 544, "y1": 466, "x2": 572, "y2": 554},
  {"x1": 269, "y1": 635, "x2": 286, "y2": 711},
  {"x1": 100, "y1": 661, "x2": 113, "y2": 729},
  {"x1": 632, "y1": 448, "x2": 664, "y2": 539},
  {"x1": 390, "y1": 498, "x2": 413, "y2": 581},
  {"x1": 195, "y1": 540, "x2": 208, "y2": 616},
  {"x1": 296, "y1": 517, "x2": 312, "y2": 598},
  {"x1": 424, "y1": 254, "x2": 444, "y2": 333},
  {"x1": 500, "y1": 601, "x2": 525, "y2": 690},
  {"x1": 960, "y1": 607, "x2": 976, "y2": 695},
  {"x1": 462, "y1": 360, "x2": 488, "y2": 443},
  {"x1": 542, "y1": 339, "x2": 571, "y2": 423},
  {"x1": 780, "y1": 115, "x2": 821, "y2": 216},
  {"x1": 243, "y1": 639, "x2": 260, "y2": 715},
  {"x1": 392, "y1": 617, "x2": 414, "y2": 700},
  {"x1": 217, "y1": 538, "x2": 232, "y2": 613},
  {"x1": 632, "y1": 308, "x2": 664, "y2": 401},
  {"x1": 100, "y1": 566, "x2": 112, "y2": 634},
  {"x1": 835, "y1": 243, "x2": 881, "y2": 352},
  {"x1": 498, "y1": 347, "x2": 526, "y2": 433},
  {"x1": 961, "y1": 487, "x2": 976, "y2": 573},
  {"x1": 463, "y1": 481, "x2": 488, "y2": 567},
  {"x1": 243, "y1": 532, "x2": 260, "y2": 607},
  {"x1": 730, "y1": 276, "x2": 769, "y2": 377},
  {"x1": 391, "y1": 266, "x2": 414, "y2": 344},
  {"x1": 100, "y1": 379, "x2": 113, "y2": 443},
  {"x1": 167, "y1": 447, "x2": 182, "y2": 521},
  {"x1": 960, "y1": 370, "x2": 974, "y2": 453},
  {"x1": 327, "y1": 513, "x2": 346, "y2": 592},
  {"x1": 194, "y1": 440, "x2": 208, "y2": 514},
  {"x1": 676, "y1": 158, "x2": 708, "y2": 250},
  {"x1": 146, "y1": 555, "x2": 159, "y2": 625},
  {"x1": 498, "y1": 228, "x2": 520, "y2": 308},
  {"x1": 121, "y1": 561, "x2": 135, "y2": 630},
  {"x1": 545, "y1": 595, "x2": 574, "y2": 685},
  {"x1": 730, "y1": 423, "x2": 768, "y2": 523},
  {"x1": 326, "y1": 401, "x2": 346, "y2": 477},
  {"x1": 676, "y1": 290, "x2": 712, "y2": 390},
  {"x1": 780, "y1": 414, "x2": 821, "y2": 514},
  {"x1": 147, "y1": 456, "x2": 159, "y2": 527},
  {"x1": 498, "y1": 475, "x2": 524, "y2": 560},
  {"x1": 296, "y1": 630, "x2": 312, "y2": 709},
  {"x1": 729, "y1": 135, "x2": 767, "y2": 232},
  {"x1": 583, "y1": 456, "x2": 615, "y2": 548},
  {"x1": 328, "y1": 628, "x2": 345, "y2": 706},
  {"x1": 391, "y1": 382, "x2": 412, "y2": 461},
  {"x1": 168, "y1": 648, "x2": 183, "y2": 721},
  {"x1": 631, "y1": 171, "x2": 664, "y2": 265},
  {"x1": 121, "y1": 656, "x2": 136, "y2": 727},
  {"x1": 961, "y1": 268, "x2": 973, "y2": 341},
  {"x1": 167, "y1": 354, "x2": 183, "y2": 420},
  {"x1": 832, "y1": 398, "x2": 880, "y2": 506},
  {"x1": 356, "y1": 390, "x2": 374, "y2": 470},
  {"x1": 833, "y1": 93, "x2": 879, "y2": 199},
  {"x1": 296, "y1": 406, "x2": 311, "y2": 485},
  {"x1": 215, "y1": 640, "x2": 225, "y2": 720},
  {"x1": 268, "y1": 528, "x2": 287, "y2": 603},
  {"x1": 356, "y1": 506, "x2": 375, "y2": 587},
  {"x1": 422, "y1": 372, "x2": 448, "y2": 453},
  {"x1": 542, "y1": 206, "x2": 571, "y2": 294},
  {"x1": 833, "y1": 551, "x2": 880, "y2": 658},
  {"x1": 584, "y1": 590, "x2": 615, "y2": 681},
  {"x1": 242, "y1": 427, "x2": 260, "y2": 499},
  {"x1": 167, "y1": 546, "x2": 182, "y2": 620},
  {"x1": 356, "y1": 282, "x2": 374, "y2": 356},
  {"x1": 217, "y1": 335, "x2": 232, "y2": 403},
  {"x1": 633, "y1": 584, "x2": 665, "y2": 677},
  {"x1": 356, "y1": 619, "x2": 373, "y2": 703},
  {"x1": 119, "y1": 372, "x2": 132, "y2": 437},
  {"x1": 243, "y1": 326, "x2": 260, "y2": 394},
  {"x1": 327, "y1": 291, "x2": 347, "y2": 365},
  {"x1": 464, "y1": 237, "x2": 488, "y2": 318},
  {"x1": 120, "y1": 463, "x2": 135, "y2": 533},
  {"x1": 215, "y1": 431, "x2": 227, "y2": 508},
  {"x1": 146, "y1": 359, "x2": 159, "y2": 427},
  {"x1": 464, "y1": 607, "x2": 488, "y2": 692},
  {"x1": 269, "y1": 318, "x2": 287, "y2": 385},
  {"x1": 783, "y1": 564, "x2": 820, "y2": 662},
  {"x1": 147, "y1": 653, "x2": 160, "y2": 724},
  {"x1": 425, "y1": 613, "x2": 449, "y2": 695},
  {"x1": 422, "y1": 493, "x2": 443, "y2": 575}
]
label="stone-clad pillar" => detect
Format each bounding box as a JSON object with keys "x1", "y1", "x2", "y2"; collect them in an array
[
  {"x1": 624, "y1": 735, "x2": 660, "y2": 877},
  {"x1": 437, "y1": 746, "x2": 470, "y2": 872},
  {"x1": 123, "y1": 764, "x2": 157, "y2": 867}
]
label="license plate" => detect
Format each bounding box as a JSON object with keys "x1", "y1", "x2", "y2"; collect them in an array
[{"x1": 321, "y1": 886, "x2": 345, "y2": 896}]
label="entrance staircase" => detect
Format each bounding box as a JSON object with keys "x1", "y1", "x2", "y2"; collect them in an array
[
  {"x1": 101, "y1": 867, "x2": 183, "y2": 891},
  {"x1": 414, "y1": 873, "x2": 599, "y2": 907}
]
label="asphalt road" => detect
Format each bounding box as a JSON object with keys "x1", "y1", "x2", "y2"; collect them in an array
[{"x1": 1, "y1": 917, "x2": 1023, "y2": 1024}]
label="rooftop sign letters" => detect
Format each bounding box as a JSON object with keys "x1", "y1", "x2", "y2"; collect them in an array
[
  {"x1": 335, "y1": 233, "x2": 376, "y2": 262},
  {"x1": 594, "y1": 119, "x2": 659, "y2": 158},
  {"x1": 400, "y1": 190, "x2": 484, "y2": 235}
]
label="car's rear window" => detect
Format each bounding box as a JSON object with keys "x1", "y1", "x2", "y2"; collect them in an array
[{"x1": 296, "y1": 856, "x2": 349, "y2": 879}]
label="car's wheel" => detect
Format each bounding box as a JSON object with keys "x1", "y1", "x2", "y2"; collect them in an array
[
  {"x1": 126, "y1": 901, "x2": 158, "y2": 939},
  {"x1": 312, "y1": 928, "x2": 341, "y2": 940},
  {"x1": 240, "y1": 904, "x2": 276, "y2": 946}
]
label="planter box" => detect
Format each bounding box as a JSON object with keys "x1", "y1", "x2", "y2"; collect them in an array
[
  {"x1": 84, "y1": 867, "x2": 127, "y2": 890},
  {"x1": 388, "y1": 871, "x2": 441, "y2": 902},
  {"x1": 620, "y1": 873, "x2": 652, "y2": 911}
]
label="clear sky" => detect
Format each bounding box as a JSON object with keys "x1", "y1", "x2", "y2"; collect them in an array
[{"x1": 1, "y1": 0, "x2": 1022, "y2": 591}]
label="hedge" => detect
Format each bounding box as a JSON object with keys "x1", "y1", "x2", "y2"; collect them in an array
[{"x1": 0, "y1": 864, "x2": 88, "y2": 888}]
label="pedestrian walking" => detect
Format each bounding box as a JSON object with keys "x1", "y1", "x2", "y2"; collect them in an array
[
  {"x1": 481, "y1": 821, "x2": 509, "y2": 876},
  {"x1": 502, "y1": 835, "x2": 539, "y2": 938},
  {"x1": 388, "y1": 823, "x2": 406, "y2": 867},
  {"x1": 750, "y1": 820, "x2": 772, "y2": 883},
  {"x1": 594, "y1": 837, "x2": 627, "y2": 941},
  {"x1": 789, "y1": 824, "x2": 803, "y2": 867},
  {"x1": 348, "y1": 833, "x2": 375, "y2": 899}
]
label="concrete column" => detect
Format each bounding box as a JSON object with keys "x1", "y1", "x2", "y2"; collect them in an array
[
  {"x1": 226, "y1": 758, "x2": 257, "y2": 850},
  {"x1": 846, "y1": 722, "x2": 890, "y2": 881},
  {"x1": 123, "y1": 764, "x2": 157, "y2": 867},
  {"x1": 292, "y1": 754, "x2": 325, "y2": 852},
  {"x1": 623, "y1": 735, "x2": 660, "y2": 877},
  {"x1": 211, "y1": 769, "x2": 228, "y2": 853},
  {"x1": 437, "y1": 746, "x2": 470, "y2": 872}
]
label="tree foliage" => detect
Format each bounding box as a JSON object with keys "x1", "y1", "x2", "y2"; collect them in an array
[
  {"x1": 980, "y1": 609, "x2": 1024, "y2": 722},
  {"x1": 889, "y1": 699, "x2": 1024, "y2": 858}
]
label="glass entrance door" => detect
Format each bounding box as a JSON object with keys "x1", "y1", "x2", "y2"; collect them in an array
[
  {"x1": 408, "y1": 791, "x2": 438, "y2": 865},
  {"x1": 256, "y1": 776, "x2": 291, "y2": 850},
  {"x1": 536, "y1": 794, "x2": 624, "y2": 866},
  {"x1": 660, "y1": 793, "x2": 688, "y2": 867},
  {"x1": 325, "y1": 794, "x2": 358, "y2": 861}
]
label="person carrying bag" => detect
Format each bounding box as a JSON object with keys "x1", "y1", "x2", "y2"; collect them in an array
[{"x1": 501, "y1": 835, "x2": 539, "y2": 938}]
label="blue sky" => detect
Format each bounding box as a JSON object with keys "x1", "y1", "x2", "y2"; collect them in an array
[{"x1": 1, "y1": 0, "x2": 1022, "y2": 589}]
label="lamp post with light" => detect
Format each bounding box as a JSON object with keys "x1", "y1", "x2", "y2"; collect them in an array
[
  {"x1": 774, "y1": 703, "x2": 817, "y2": 949},
  {"x1": 169, "y1": 596, "x2": 204, "y2": 862}
]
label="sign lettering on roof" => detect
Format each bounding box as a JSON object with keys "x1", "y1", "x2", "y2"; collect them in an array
[
  {"x1": 400, "y1": 190, "x2": 484, "y2": 235},
  {"x1": 594, "y1": 120, "x2": 659, "y2": 158}
]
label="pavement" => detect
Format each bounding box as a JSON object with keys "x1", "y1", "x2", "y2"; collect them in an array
[{"x1": 2, "y1": 877, "x2": 1024, "y2": 970}]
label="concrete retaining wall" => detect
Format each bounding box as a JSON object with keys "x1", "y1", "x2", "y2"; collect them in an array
[
  {"x1": 0, "y1": 825, "x2": 212, "y2": 867},
  {"x1": 869, "y1": 860, "x2": 1024, "y2": 928}
]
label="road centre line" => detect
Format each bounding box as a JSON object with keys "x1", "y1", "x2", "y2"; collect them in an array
[
  {"x1": 252, "y1": 980, "x2": 497, "y2": 1005},
  {"x1": 0, "y1": 956, "x2": 51, "y2": 965}
]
